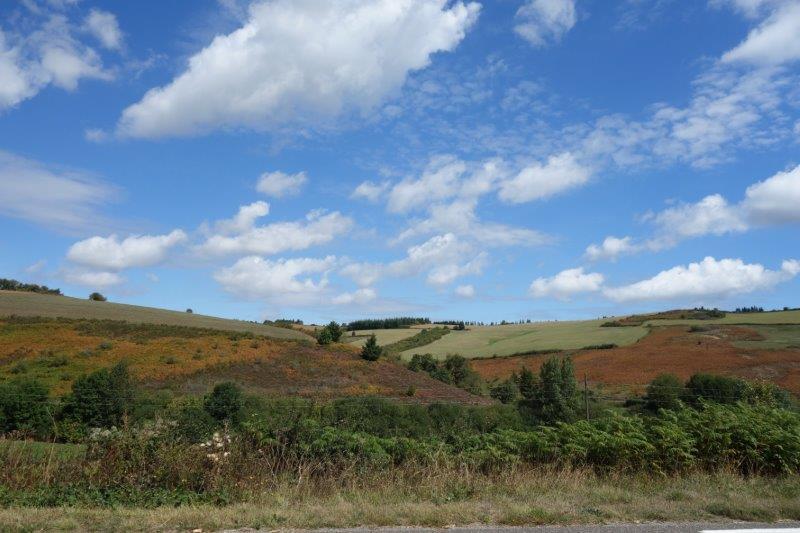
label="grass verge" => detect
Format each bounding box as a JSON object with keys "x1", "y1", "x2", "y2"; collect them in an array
[{"x1": 0, "y1": 469, "x2": 798, "y2": 531}]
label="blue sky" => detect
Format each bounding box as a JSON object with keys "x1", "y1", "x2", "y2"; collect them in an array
[{"x1": 1, "y1": 0, "x2": 799, "y2": 324}]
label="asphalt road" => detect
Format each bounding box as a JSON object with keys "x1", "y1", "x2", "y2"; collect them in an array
[{"x1": 223, "y1": 523, "x2": 800, "y2": 533}]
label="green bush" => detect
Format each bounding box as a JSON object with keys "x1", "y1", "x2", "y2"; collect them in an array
[
  {"x1": 644, "y1": 373, "x2": 683, "y2": 412},
  {"x1": 360, "y1": 334, "x2": 382, "y2": 361},
  {"x1": 0, "y1": 378, "x2": 52, "y2": 438},
  {"x1": 490, "y1": 379, "x2": 518, "y2": 404},
  {"x1": 88, "y1": 292, "x2": 107, "y2": 302},
  {"x1": 61, "y1": 363, "x2": 134, "y2": 428},
  {"x1": 204, "y1": 382, "x2": 244, "y2": 425}
]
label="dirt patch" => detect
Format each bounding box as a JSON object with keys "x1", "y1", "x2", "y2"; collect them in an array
[{"x1": 472, "y1": 325, "x2": 800, "y2": 394}]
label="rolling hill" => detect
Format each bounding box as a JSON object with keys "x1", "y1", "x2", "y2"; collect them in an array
[{"x1": 0, "y1": 291, "x2": 309, "y2": 341}]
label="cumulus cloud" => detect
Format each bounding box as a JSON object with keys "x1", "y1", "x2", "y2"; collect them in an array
[
  {"x1": 585, "y1": 236, "x2": 639, "y2": 262},
  {"x1": 742, "y1": 163, "x2": 800, "y2": 223},
  {"x1": 586, "y1": 164, "x2": 800, "y2": 261},
  {"x1": 604, "y1": 256, "x2": 800, "y2": 302},
  {"x1": 388, "y1": 233, "x2": 485, "y2": 286},
  {"x1": 514, "y1": 0, "x2": 577, "y2": 47},
  {"x1": 351, "y1": 180, "x2": 389, "y2": 202},
  {"x1": 722, "y1": 1, "x2": 800, "y2": 65},
  {"x1": 200, "y1": 207, "x2": 353, "y2": 256},
  {"x1": 0, "y1": 9, "x2": 116, "y2": 110},
  {"x1": 63, "y1": 269, "x2": 124, "y2": 288},
  {"x1": 340, "y1": 262, "x2": 383, "y2": 287},
  {"x1": 84, "y1": 9, "x2": 123, "y2": 50},
  {"x1": 214, "y1": 255, "x2": 336, "y2": 305},
  {"x1": 387, "y1": 155, "x2": 469, "y2": 213},
  {"x1": 0, "y1": 150, "x2": 114, "y2": 231},
  {"x1": 529, "y1": 267, "x2": 604, "y2": 300},
  {"x1": 67, "y1": 230, "x2": 187, "y2": 271},
  {"x1": 455, "y1": 284, "x2": 475, "y2": 298},
  {"x1": 331, "y1": 287, "x2": 377, "y2": 305},
  {"x1": 497, "y1": 152, "x2": 592, "y2": 203},
  {"x1": 117, "y1": 0, "x2": 480, "y2": 138},
  {"x1": 256, "y1": 171, "x2": 307, "y2": 198},
  {"x1": 646, "y1": 193, "x2": 748, "y2": 246}
]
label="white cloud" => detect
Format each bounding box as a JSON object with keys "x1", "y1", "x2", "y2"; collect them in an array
[
  {"x1": 585, "y1": 236, "x2": 639, "y2": 262},
  {"x1": 387, "y1": 155, "x2": 468, "y2": 213},
  {"x1": 497, "y1": 152, "x2": 592, "y2": 203},
  {"x1": 454, "y1": 284, "x2": 475, "y2": 298},
  {"x1": 200, "y1": 207, "x2": 352, "y2": 256},
  {"x1": 647, "y1": 193, "x2": 748, "y2": 246},
  {"x1": 24, "y1": 259, "x2": 47, "y2": 274},
  {"x1": 396, "y1": 198, "x2": 549, "y2": 247},
  {"x1": 388, "y1": 233, "x2": 486, "y2": 286},
  {"x1": 529, "y1": 267, "x2": 604, "y2": 300},
  {"x1": 604, "y1": 256, "x2": 799, "y2": 302},
  {"x1": 742, "y1": 163, "x2": 800, "y2": 223},
  {"x1": 722, "y1": 1, "x2": 800, "y2": 65},
  {"x1": 331, "y1": 287, "x2": 377, "y2": 305},
  {"x1": 340, "y1": 262, "x2": 383, "y2": 287},
  {"x1": 212, "y1": 201, "x2": 270, "y2": 235},
  {"x1": 0, "y1": 150, "x2": 114, "y2": 231},
  {"x1": 256, "y1": 171, "x2": 307, "y2": 198},
  {"x1": 64, "y1": 269, "x2": 124, "y2": 288},
  {"x1": 67, "y1": 230, "x2": 187, "y2": 271},
  {"x1": 0, "y1": 11, "x2": 114, "y2": 110},
  {"x1": 118, "y1": 0, "x2": 480, "y2": 138},
  {"x1": 351, "y1": 180, "x2": 389, "y2": 202},
  {"x1": 214, "y1": 255, "x2": 336, "y2": 305},
  {"x1": 84, "y1": 9, "x2": 123, "y2": 50},
  {"x1": 514, "y1": 0, "x2": 577, "y2": 47}
]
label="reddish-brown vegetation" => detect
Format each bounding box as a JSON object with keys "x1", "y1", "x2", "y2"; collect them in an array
[{"x1": 472, "y1": 326, "x2": 800, "y2": 394}]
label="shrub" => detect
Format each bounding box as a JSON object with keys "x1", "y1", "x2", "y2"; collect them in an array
[
  {"x1": 185, "y1": 308, "x2": 193, "y2": 313},
  {"x1": 522, "y1": 356, "x2": 581, "y2": 424},
  {"x1": 0, "y1": 378, "x2": 51, "y2": 438},
  {"x1": 88, "y1": 292, "x2": 107, "y2": 302},
  {"x1": 361, "y1": 334, "x2": 382, "y2": 361},
  {"x1": 204, "y1": 382, "x2": 244, "y2": 425},
  {"x1": 407, "y1": 353, "x2": 437, "y2": 373},
  {"x1": 644, "y1": 373, "x2": 683, "y2": 412},
  {"x1": 61, "y1": 363, "x2": 135, "y2": 428},
  {"x1": 316, "y1": 328, "x2": 333, "y2": 345},
  {"x1": 490, "y1": 379, "x2": 518, "y2": 404}
]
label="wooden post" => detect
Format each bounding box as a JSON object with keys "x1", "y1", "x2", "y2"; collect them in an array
[{"x1": 584, "y1": 373, "x2": 590, "y2": 421}]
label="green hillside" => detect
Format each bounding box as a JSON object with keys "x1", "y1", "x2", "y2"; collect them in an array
[{"x1": 0, "y1": 291, "x2": 310, "y2": 341}]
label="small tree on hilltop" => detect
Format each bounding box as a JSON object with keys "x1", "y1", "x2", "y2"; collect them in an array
[
  {"x1": 88, "y1": 292, "x2": 106, "y2": 302},
  {"x1": 326, "y1": 321, "x2": 343, "y2": 342},
  {"x1": 361, "y1": 334, "x2": 382, "y2": 361},
  {"x1": 317, "y1": 328, "x2": 333, "y2": 345}
]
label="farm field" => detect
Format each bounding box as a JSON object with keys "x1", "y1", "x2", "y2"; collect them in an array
[
  {"x1": 472, "y1": 325, "x2": 800, "y2": 394},
  {"x1": 646, "y1": 309, "x2": 800, "y2": 326},
  {"x1": 342, "y1": 328, "x2": 419, "y2": 347},
  {"x1": 399, "y1": 319, "x2": 649, "y2": 359},
  {"x1": 0, "y1": 291, "x2": 309, "y2": 341}
]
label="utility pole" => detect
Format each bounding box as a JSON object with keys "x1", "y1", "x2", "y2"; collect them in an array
[{"x1": 584, "y1": 372, "x2": 590, "y2": 421}]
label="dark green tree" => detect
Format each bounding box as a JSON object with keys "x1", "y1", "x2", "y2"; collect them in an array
[
  {"x1": 408, "y1": 353, "x2": 437, "y2": 373},
  {"x1": 644, "y1": 373, "x2": 683, "y2": 411},
  {"x1": 361, "y1": 334, "x2": 382, "y2": 361},
  {"x1": 63, "y1": 363, "x2": 134, "y2": 428},
  {"x1": 88, "y1": 292, "x2": 106, "y2": 301},
  {"x1": 490, "y1": 379, "x2": 518, "y2": 404},
  {"x1": 317, "y1": 328, "x2": 333, "y2": 345},
  {"x1": 203, "y1": 382, "x2": 244, "y2": 425},
  {"x1": 516, "y1": 366, "x2": 537, "y2": 400},
  {"x1": 0, "y1": 378, "x2": 51, "y2": 438}
]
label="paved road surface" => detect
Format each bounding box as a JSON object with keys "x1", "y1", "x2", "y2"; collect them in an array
[{"x1": 224, "y1": 523, "x2": 800, "y2": 533}]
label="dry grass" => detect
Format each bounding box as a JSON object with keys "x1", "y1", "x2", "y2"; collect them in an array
[
  {"x1": 0, "y1": 291, "x2": 309, "y2": 341},
  {"x1": 401, "y1": 319, "x2": 649, "y2": 360},
  {"x1": 1, "y1": 469, "x2": 798, "y2": 531}
]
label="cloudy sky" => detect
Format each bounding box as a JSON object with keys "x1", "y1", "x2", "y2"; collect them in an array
[{"x1": 1, "y1": 0, "x2": 799, "y2": 323}]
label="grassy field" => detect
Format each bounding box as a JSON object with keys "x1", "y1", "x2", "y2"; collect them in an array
[
  {"x1": 400, "y1": 320, "x2": 649, "y2": 360},
  {"x1": 0, "y1": 291, "x2": 309, "y2": 341},
  {"x1": 732, "y1": 324, "x2": 800, "y2": 349},
  {"x1": 0, "y1": 470, "x2": 797, "y2": 531},
  {"x1": 648, "y1": 309, "x2": 800, "y2": 326},
  {"x1": 342, "y1": 328, "x2": 420, "y2": 347}
]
